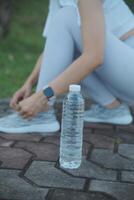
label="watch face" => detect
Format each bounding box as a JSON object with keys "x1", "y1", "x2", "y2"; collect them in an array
[{"x1": 44, "y1": 87, "x2": 54, "y2": 98}]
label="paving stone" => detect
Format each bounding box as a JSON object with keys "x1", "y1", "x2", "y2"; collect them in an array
[
  {"x1": 49, "y1": 189, "x2": 117, "y2": 200},
  {"x1": 0, "y1": 132, "x2": 43, "y2": 142},
  {"x1": 43, "y1": 134, "x2": 61, "y2": 145},
  {"x1": 121, "y1": 171, "x2": 134, "y2": 183},
  {"x1": 82, "y1": 141, "x2": 91, "y2": 156},
  {"x1": 118, "y1": 144, "x2": 134, "y2": 160},
  {"x1": 83, "y1": 130, "x2": 115, "y2": 149},
  {"x1": 15, "y1": 141, "x2": 59, "y2": 161},
  {"x1": 0, "y1": 169, "x2": 48, "y2": 200},
  {"x1": 0, "y1": 147, "x2": 32, "y2": 169},
  {"x1": 116, "y1": 124, "x2": 134, "y2": 134},
  {"x1": 83, "y1": 130, "x2": 92, "y2": 143},
  {"x1": 114, "y1": 129, "x2": 134, "y2": 144},
  {"x1": 90, "y1": 180, "x2": 134, "y2": 200},
  {"x1": 0, "y1": 136, "x2": 13, "y2": 147},
  {"x1": 63, "y1": 157, "x2": 116, "y2": 181},
  {"x1": 94, "y1": 129, "x2": 118, "y2": 139},
  {"x1": 25, "y1": 161, "x2": 85, "y2": 189},
  {"x1": 95, "y1": 129, "x2": 134, "y2": 145},
  {"x1": 90, "y1": 149, "x2": 134, "y2": 170},
  {"x1": 84, "y1": 122, "x2": 114, "y2": 130}
]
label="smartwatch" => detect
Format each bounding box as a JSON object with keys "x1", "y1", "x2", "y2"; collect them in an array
[{"x1": 43, "y1": 85, "x2": 56, "y2": 105}]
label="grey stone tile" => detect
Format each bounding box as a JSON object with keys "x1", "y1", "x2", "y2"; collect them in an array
[
  {"x1": 0, "y1": 137, "x2": 13, "y2": 147},
  {"x1": 43, "y1": 134, "x2": 61, "y2": 145},
  {"x1": 64, "y1": 157, "x2": 116, "y2": 181},
  {"x1": 90, "y1": 149, "x2": 134, "y2": 170},
  {"x1": 15, "y1": 141, "x2": 59, "y2": 161},
  {"x1": 90, "y1": 180, "x2": 134, "y2": 200},
  {"x1": 0, "y1": 147, "x2": 32, "y2": 169},
  {"x1": 118, "y1": 144, "x2": 134, "y2": 160},
  {"x1": 25, "y1": 161, "x2": 85, "y2": 189},
  {"x1": 94, "y1": 129, "x2": 117, "y2": 139},
  {"x1": 122, "y1": 171, "x2": 134, "y2": 182},
  {"x1": 49, "y1": 189, "x2": 117, "y2": 200},
  {"x1": 0, "y1": 169, "x2": 48, "y2": 200},
  {"x1": 84, "y1": 122, "x2": 114, "y2": 130},
  {"x1": 83, "y1": 131, "x2": 115, "y2": 149},
  {"x1": 116, "y1": 124, "x2": 134, "y2": 134},
  {"x1": 114, "y1": 129, "x2": 134, "y2": 144},
  {"x1": 0, "y1": 132, "x2": 43, "y2": 142}
]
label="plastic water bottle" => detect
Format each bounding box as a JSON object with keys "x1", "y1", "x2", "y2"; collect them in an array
[{"x1": 60, "y1": 84, "x2": 85, "y2": 169}]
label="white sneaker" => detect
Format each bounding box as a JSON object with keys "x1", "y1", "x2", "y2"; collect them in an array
[
  {"x1": 84, "y1": 103, "x2": 133, "y2": 125},
  {"x1": 0, "y1": 108, "x2": 60, "y2": 134}
]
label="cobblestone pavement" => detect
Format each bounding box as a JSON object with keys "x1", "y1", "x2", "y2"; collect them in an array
[{"x1": 0, "y1": 98, "x2": 134, "y2": 200}]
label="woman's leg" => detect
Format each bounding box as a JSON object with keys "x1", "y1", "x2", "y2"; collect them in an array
[
  {"x1": 36, "y1": 6, "x2": 117, "y2": 107},
  {"x1": 94, "y1": 32, "x2": 134, "y2": 106},
  {"x1": 36, "y1": 12, "x2": 75, "y2": 92}
]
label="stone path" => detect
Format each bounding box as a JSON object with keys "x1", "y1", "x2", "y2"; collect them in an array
[{"x1": 0, "y1": 98, "x2": 134, "y2": 200}]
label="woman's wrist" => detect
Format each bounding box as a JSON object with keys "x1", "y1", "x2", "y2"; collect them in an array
[
  {"x1": 24, "y1": 77, "x2": 37, "y2": 88},
  {"x1": 22, "y1": 80, "x2": 33, "y2": 90}
]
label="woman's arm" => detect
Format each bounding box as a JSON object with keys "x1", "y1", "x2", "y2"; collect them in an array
[
  {"x1": 25, "y1": 53, "x2": 43, "y2": 87},
  {"x1": 49, "y1": 0, "x2": 105, "y2": 97}
]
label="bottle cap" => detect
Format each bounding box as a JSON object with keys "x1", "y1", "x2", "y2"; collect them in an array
[{"x1": 69, "y1": 84, "x2": 81, "y2": 92}]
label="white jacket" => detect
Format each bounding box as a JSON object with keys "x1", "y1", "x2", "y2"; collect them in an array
[{"x1": 43, "y1": 0, "x2": 134, "y2": 38}]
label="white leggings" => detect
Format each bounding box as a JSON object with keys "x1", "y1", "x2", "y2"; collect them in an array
[{"x1": 36, "y1": 6, "x2": 134, "y2": 106}]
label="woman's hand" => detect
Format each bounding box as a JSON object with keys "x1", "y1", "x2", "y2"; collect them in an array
[
  {"x1": 17, "y1": 91, "x2": 49, "y2": 120},
  {"x1": 10, "y1": 82, "x2": 33, "y2": 110}
]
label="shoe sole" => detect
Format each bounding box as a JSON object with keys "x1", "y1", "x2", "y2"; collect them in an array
[
  {"x1": 0, "y1": 121, "x2": 60, "y2": 134},
  {"x1": 84, "y1": 115, "x2": 133, "y2": 125}
]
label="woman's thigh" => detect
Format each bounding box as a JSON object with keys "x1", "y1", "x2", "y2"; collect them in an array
[{"x1": 95, "y1": 31, "x2": 134, "y2": 103}]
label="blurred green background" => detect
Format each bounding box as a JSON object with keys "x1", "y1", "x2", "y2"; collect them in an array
[{"x1": 0, "y1": 0, "x2": 133, "y2": 98}]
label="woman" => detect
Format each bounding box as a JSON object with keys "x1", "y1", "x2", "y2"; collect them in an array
[{"x1": 0, "y1": 0, "x2": 134, "y2": 134}]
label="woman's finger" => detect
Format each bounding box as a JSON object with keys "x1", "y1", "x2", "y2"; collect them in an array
[
  {"x1": 15, "y1": 104, "x2": 21, "y2": 112},
  {"x1": 19, "y1": 110, "x2": 27, "y2": 116},
  {"x1": 10, "y1": 94, "x2": 22, "y2": 109},
  {"x1": 21, "y1": 112, "x2": 35, "y2": 120},
  {"x1": 10, "y1": 97, "x2": 17, "y2": 108},
  {"x1": 19, "y1": 111, "x2": 29, "y2": 119}
]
